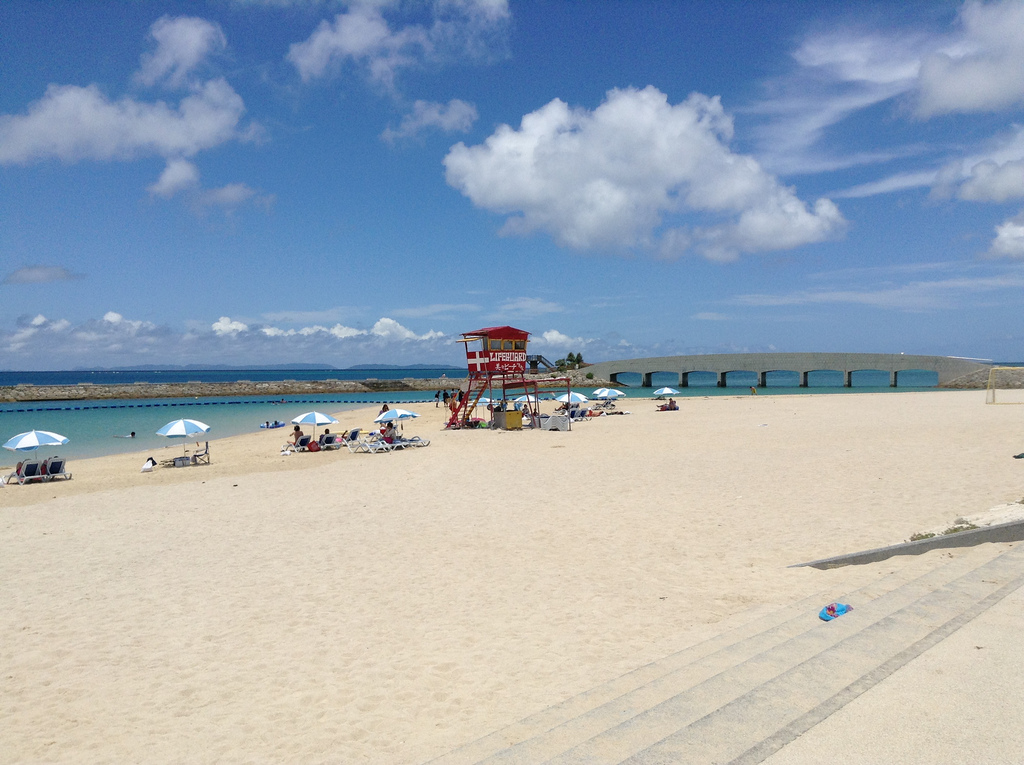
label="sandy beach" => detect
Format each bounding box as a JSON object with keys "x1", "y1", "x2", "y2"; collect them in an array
[{"x1": 2, "y1": 390, "x2": 1023, "y2": 762}]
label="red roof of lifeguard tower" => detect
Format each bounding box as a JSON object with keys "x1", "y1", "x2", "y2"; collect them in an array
[{"x1": 461, "y1": 326, "x2": 530, "y2": 340}]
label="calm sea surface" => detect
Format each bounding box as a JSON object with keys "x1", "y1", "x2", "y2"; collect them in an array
[{"x1": 0, "y1": 367, "x2": 948, "y2": 462}]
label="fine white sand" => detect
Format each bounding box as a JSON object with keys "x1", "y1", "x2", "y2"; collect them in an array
[{"x1": 2, "y1": 390, "x2": 1022, "y2": 762}]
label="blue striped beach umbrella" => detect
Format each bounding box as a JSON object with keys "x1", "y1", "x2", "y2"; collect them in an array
[
  {"x1": 291, "y1": 411, "x2": 338, "y2": 436},
  {"x1": 3, "y1": 429, "x2": 69, "y2": 452},
  {"x1": 157, "y1": 419, "x2": 211, "y2": 455},
  {"x1": 374, "y1": 408, "x2": 419, "y2": 424}
]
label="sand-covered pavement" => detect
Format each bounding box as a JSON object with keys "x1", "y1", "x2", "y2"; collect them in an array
[{"x1": 2, "y1": 391, "x2": 1023, "y2": 762}]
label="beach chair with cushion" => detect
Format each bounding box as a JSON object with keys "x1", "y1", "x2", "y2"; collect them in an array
[
  {"x1": 568, "y1": 406, "x2": 591, "y2": 422},
  {"x1": 8, "y1": 461, "x2": 45, "y2": 485},
  {"x1": 345, "y1": 430, "x2": 371, "y2": 453},
  {"x1": 294, "y1": 435, "x2": 313, "y2": 452},
  {"x1": 319, "y1": 434, "x2": 340, "y2": 451},
  {"x1": 42, "y1": 457, "x2": 72, "y2": 481},
  {"x1": 191, "y1": 442, "x2": 210, "y2": 465}
]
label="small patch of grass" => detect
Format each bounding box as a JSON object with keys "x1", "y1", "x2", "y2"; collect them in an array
[
  {"x1": 909, "y1": 532, "x2": 937, "y2": 541},
  {"x1": 941, "y1": 523, "x2": 979, "y2": 535}
]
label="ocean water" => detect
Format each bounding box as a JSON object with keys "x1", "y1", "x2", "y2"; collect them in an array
[
  {"x1": 0, "y1": 367, "x2": 466, "y2": 387},
  {"x1": 1, "y1": 367, "x2": 945, "y2": 464}
]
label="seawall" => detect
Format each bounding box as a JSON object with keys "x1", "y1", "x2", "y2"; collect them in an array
[{"x1": 0, "y1": 371, "x2": 610, "y2": 403}]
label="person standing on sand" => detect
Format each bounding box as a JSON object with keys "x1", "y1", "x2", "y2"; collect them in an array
[{"x1": 434, "y1": 390, "x2": 440, "y2": 408}]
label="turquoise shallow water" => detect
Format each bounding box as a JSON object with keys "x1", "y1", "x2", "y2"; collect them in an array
[
  {"x1": 0, "y1": 393, "x2": 435, "y2": 463},
  {"x1": 0, "y1": 370, "x2": 942, "y2": 464}
]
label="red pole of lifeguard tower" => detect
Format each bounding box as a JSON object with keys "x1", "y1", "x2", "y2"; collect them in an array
[{"x1": 447, "y1": 326, "x2": 569, "y2": 429}]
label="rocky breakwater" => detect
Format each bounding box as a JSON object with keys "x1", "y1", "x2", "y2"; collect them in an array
[
  {"x1": 941, "y1": 367, "x2": 1023, "y2": 389},
  {"x1": 0, "y1": 377, "x2": 460, "y2": 403}
]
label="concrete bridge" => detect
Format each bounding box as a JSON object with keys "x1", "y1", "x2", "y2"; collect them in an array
[{"x1": 583, "y1": 353, "x2": 991, "y2": 388}]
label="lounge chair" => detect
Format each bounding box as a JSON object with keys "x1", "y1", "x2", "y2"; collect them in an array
[
  {"x1": 362, "y1": 433, "x2": 395, "y2": 453},
  {"x1": 42, "y1": 456, "x2": 72, "y2": 481},
  {"x1": 540, "y1": 414, "x2": 570, "y2": 431},
  {"x1": 396, "y1": 436, "x2": 430, "y2": 447},
  {"x1": 345, "y1": 429, "x2": 371, "y2": 453},
  {"x1": 319, "y1": 434, "x2": 340, "y2": 451},
  {"x1": 568, "y1": 406, "x2": 590, "y2": 421},
  {"x1": 294, "y1": 435, "x2": 313, "y2": 452},
  {"x1": 191, "y1": 442, "x2": 210, "y2": 465},
  {"x1": 7, "y1": 461, "x2": 45, "y2": 485}
]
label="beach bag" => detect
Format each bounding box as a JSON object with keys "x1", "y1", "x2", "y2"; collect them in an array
[{"x1": 308, "y1": 440, "x2": 320, "y2": 452}]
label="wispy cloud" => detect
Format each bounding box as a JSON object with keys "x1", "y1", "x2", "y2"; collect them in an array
[
  {"x1": 732, "y1": 271, "x2": 1024, "y2": 311},
  {"x1": 2, "y1": 265, "x2": 85, "y2": 285},
  {"x1": 287, "y1": 0, "x2": 510, "y2": 89},
  {"x1": 381, "y1": 99, "x2": 478, "y2": 143},
  {"x1": 494, "y1": 297, "x2": 563, "y2": 316},
  {"x1": 390, "y1": 303, "x2": 480, "y2": 319}
]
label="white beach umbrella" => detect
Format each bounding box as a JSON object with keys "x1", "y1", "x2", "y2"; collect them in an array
[
  {"x1": 374, "y1": 408, "x2": 420, "y2": 424},
  {"x1": 3, "y1": 429, "x2": 69, "y2": 452},
  {"x1": 653, "y1": 387, "x2": 679, "y2": 398},
  {"x1": 157, "y1": 419, "x2": 211, "y2": 455},
  {"x1": 555, "y1": 391, "x2": 589, "y2": 404},
  {"x1": 291, "y1": 411, "x2": 338, "y2": 436}
]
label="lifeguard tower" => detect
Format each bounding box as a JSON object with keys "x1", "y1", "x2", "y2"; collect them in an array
[{"x1": 447, "y1": 326, "x2": 569, "y2": 429}]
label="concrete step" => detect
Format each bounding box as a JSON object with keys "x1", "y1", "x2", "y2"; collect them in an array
[
  {"x1": 427, "y1": 544, "x2": 1012, "y2": 765},
  {"x1": 619, "y1": 542, "x2": 1024, "y2": 765}
]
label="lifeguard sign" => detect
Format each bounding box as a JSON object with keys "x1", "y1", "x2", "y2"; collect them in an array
[{"x1": 461, "y1": 326, "x2": 529, "y2": 374}]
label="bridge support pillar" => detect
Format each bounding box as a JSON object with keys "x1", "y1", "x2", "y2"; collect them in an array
[
  {"x1": 642, "y1": 373, "x2": 653, "y2": 387},
  {"x1": 679, "y1": 372, "x2": 689, "y2": 388},
  {"x1": 800, "y1": 371, "x2": 809, "y2": 387},
  {"x1": 845, "y1": 371, "x2": 853, "y2": 387},
  {"x1": 891, "y1": 371, "x2": 898, "y2": 388},
  {"x1": 758, "y1": 371, "x2": 767, "y2": 387},
  {"x1": 718, "y1": 372, "x2": 727, "y2": 387}
]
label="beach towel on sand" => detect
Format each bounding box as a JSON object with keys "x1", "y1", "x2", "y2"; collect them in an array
[{"x1": 819, "y1": 602, "x2": 853, "y2": 621}]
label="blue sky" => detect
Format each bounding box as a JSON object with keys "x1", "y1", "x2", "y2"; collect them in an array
[{"x1": 3, "y1": 0, "x2": 1024, "y2": 370}]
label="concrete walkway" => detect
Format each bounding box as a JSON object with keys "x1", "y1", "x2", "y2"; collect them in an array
[
  {"x1": 762, "y1": 585, "x2": 1024, "y2": 765},
  {"x1": 428, "y1": 542, "x2": 1024, "y2": 765}
]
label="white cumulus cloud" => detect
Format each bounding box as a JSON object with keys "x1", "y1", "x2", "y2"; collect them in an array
[
  {"x1": 958, "y1": 159, "x2": 1024, "y2": 202},
  {"x1": 989, "y1": 212, "x2": 1024, "y2": 257},
  {"x1": 918, "y1": 0, "x2": 1024, "y2": 117},
  {"x1": 444, "y1": 86, "x2": 845, "y2": 261},
  {"x1": 0, "y1": 78, "x2": 248, "y2": 165},
  {"x1": 212, "y1": 316, "x2": 249, "y2": 335},
  {"x1": 135, "y1": 16, "x2": 227, "y2": 89},
  {"x1": 148, "y1": 158, "x2": 201, "y2": 197}
]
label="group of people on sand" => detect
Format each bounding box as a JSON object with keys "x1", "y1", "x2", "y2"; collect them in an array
[
  {"x1": 284, "y1": 425, "x2": 342, "y2": 451},
  {"x1": 657, "y1": 398, "x2": 679, "y2": 411}
]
